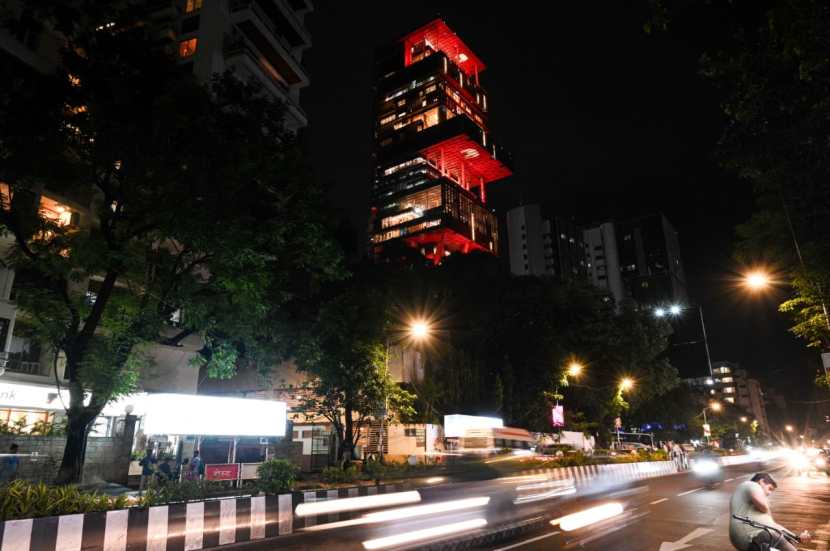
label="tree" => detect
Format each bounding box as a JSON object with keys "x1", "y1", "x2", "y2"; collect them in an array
[
  {"x1": 0, "y1": 4, "x2": 342, "y2": 482},
  {"x1": 697, "y1": 1, "x2": 830, "y2": 349},
  {"x1": 295, "y1": 277, "x2": 415, "y2": 463}
]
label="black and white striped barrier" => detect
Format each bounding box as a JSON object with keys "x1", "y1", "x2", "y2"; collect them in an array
[
  {"x1": 0, "y1": 460, "x2": 686, "y2": 551},
  {"x1": 0, "y1": 484, "x2": 401, "y2": 551}
]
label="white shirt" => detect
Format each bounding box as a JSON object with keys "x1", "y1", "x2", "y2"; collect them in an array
[{"x1": 729, "y1": 480, "x2": 775, "y2": 550}]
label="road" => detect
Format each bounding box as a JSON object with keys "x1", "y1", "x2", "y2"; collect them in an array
[
  {"x1": 474, "y1": 462, "x2": 829, "y2": 551},
  {"x1": 227, "y1": 461, "x2": 830, "y2": 551}
]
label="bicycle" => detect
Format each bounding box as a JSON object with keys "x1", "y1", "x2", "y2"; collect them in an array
[{"x1": 732, "y1": 514, "x2": 805, "y2": 551}]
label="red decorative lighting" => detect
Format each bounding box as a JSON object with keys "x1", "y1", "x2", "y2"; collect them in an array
[
  {"x1": 405, "y1": 228, "x2": 489, "y2": 265},
  {"x1": 419, "y1": 135, "x2": 512, "y2": 191},
  {"x1": 402, "y1": 19, "x2": 485, "y2": 78}
]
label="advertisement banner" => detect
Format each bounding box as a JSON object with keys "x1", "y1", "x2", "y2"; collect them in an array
[
  {"x1": 205, "y1": 463, "x2": 240, "y2": 481},
  {"x1": 614, "y1": 417, "x2": 622, "y2": 429},
  {"x1": 552, "y1": 405, "x2": 565, "y2": 428},
  {"x1": 702, "y1": 423, "x2": 711, "y2": 437}
]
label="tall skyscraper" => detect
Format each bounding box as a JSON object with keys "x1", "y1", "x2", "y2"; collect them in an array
[{"x1": 369, "y1": 19, "x2": 512, "y2": 264}]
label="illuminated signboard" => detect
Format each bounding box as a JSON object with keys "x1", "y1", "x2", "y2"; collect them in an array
[
  {"x1": 443, "y1": 414, "x2": 503, "y2": 438},
  {"x1": 143, "y1": 393, "x2": 286, "y2": 437}
]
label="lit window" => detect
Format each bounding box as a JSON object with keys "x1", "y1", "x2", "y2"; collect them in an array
[
  {"x1": 721, "y1": 377, "x2": 733, "y2": 383},
  {"x1": 179, "y1": 38, "x2": 198, "y2": 58},
  {"x1": 185, "y1": 0, "x2": 203, "y2": 13},
  {"x1": 723, "y1": 387, "x2": 735, "y2": 394},
  {"x1": 39, "y1": 196, "x2": 76, "y2": 227},
  {"x1": 68, "y1": 74, "x2": 81, "y2": 87},
  {"x1": 725, "y1": 397, "x2": 735, "y2": 404}
]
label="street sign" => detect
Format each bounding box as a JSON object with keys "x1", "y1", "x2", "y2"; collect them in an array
[
  {"x1": 205, "y1": 463, "x2": 240, "y2": 481},
  {"x1": 702, "y1": 423, "x2": 711, "y2": 437},
  {"x1": 552, "y1": 405, "x2": 565, "y2": 427}
]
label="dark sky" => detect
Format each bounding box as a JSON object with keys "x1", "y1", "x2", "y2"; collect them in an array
[{"x1": 301, "y1": 2, "x2": 819, "y2": 417}]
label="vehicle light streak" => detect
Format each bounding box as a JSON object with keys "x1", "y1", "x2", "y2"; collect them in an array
[
  {"x1": 551, "y1": 502, "x2": 624, "y2": 531},
  {"x1": 362, "y1": 518, "x2": 487, "y2": 549},
  {"x1": 425, "y1": 476, "x2": 446, "y2": 484},
  {"x1": 295, "y1": 491, "x2": 421, "y2": 517},
  {"x1": 513, "y1": 480, "x2": 576, "y2": 504},
  {"x1": 362, "y1": 496, "x2": 490, "y2": 522}
]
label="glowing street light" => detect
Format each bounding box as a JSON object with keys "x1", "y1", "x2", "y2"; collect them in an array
[
  {"x1": 567, "y1": 362, "x2": 583, "y2": 378},
  {"x1": 654, "y1": 307, "x2": 666, "y2": 317},
  {"x1": 785, "y1": 425, "x2": 794, "y2": 432},
  {"x1": 740, "y1": 416, "x2": 748, "y2": 423},
  {"x1": 669, "y1": 304, "x2": 682, "y2": 315},
  {"x1": 409, "y1": 320, "x2": 431, "y2": 341},
  {"x1": 744, "y1": 270, "x2": 771, "y2": 291},
  {"x1": 619, "y1": 378, "x2": 634, "y2": 392},
  {"x1": 710, "y1": 401, "x2": 722, "y2": 412}
]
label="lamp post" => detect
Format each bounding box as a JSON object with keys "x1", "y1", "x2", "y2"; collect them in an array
[
  {"x1": 615, "y1": 378, "x2": 635, "y2": 445},
  {"x1": 701, "y1": 401, "x2": 721, "y2": 444},
  {"x1": 742, "y1": 269, "x2": 830, "y2": 380},
  {"x1": 380, "y1": 319, "x2": 431, "y2": 463},
  {"x1": 655, "y1": 304, "x2": 714, "y2": 377}
]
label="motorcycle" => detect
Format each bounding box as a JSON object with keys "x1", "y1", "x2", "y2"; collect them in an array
[
  {"x1": 732, "y1": 514, "x2": 808, "y2": 551},
  {"x1": 690, "y1": 456, "x2": 723, "y2": 486}
]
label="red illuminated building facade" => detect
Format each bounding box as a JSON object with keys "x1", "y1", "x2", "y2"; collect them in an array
[{"x1": 369, "y1": 19, "x2": 512, "y2": 263}]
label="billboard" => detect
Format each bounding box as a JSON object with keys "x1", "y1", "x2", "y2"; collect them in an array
[
  {"x1": 551, "y1": 405, "x2": 564, "y2": 428},
  {"x1": 443, "y1": 414, "x2": 503, "y2": 438},
  {"x1": 143, "y1": 393, "x2": 287, "y2": 436}
]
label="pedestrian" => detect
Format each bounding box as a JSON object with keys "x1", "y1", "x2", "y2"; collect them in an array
[
  {"x1": 729, "y1": 472, "x2": 809, "y2": 551},
  {"x1": 0, "y1": 443, "x2": 20, "y2": 483},
  {"x1": 189, "y1": 450, "x2": 202, "y2": 481},
  {"x1": 157, "y1": 458, "x2": 173, "y2": 484},
  {"x1": 139, "y1": 448, "x2": 156, "y2": 492},
  {"x1": 672, "y1": 442, "x2": 683, "y2": 470}
]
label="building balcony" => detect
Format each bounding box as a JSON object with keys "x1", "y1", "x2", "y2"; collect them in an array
[
  {"x1": 223, "y1": 32, "x2": 307, "y2": 127},
  {"x1": 379, "y1": 115, "x2": 512, "y2": 190},
  {"x1": 228, "y1": 0, "x2": 309, "y2": 88},
  {"x1": 371, "y1": 179, "x2": 499, "y2": 258}
]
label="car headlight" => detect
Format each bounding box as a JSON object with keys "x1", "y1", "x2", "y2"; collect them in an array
[
  {"x1": 692, "y1": 459, "x2": 720, "y2": 475},
  {"x1": 789, "y1": 454, "x2": 809, "y2": 470},
  {"x1": 816, "y1": 457, "x2": 827, "y2": 468}
]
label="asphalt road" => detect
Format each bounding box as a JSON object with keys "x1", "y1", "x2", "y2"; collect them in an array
[
  {"x1": 475, "y1": 462, "x2": 828, "y2": 551},
  {"x1": 226, "y1": 461, "x2": 830, "y2": 551}
]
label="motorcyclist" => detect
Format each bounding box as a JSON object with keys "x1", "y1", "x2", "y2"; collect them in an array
[{"x1": 729, "y1": 472, "x2": 810, "y2": 551}]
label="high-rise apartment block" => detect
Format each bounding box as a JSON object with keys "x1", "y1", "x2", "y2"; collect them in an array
[
  {"x1": 506, "y1": 205, "x2": 587, "y2": 281},
  {"x1": 369, "y1": 19, "x2": 512, "y2": 263}
]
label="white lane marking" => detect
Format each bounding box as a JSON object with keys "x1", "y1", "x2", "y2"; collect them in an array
[
  {"x1": 493, "y1": 530, "x2": 561, "y2": 551},
  {"x1": 725, "y1": 478, "x2": 735, "y2": 482},
  {"x1": 650, "y1": 498, "x2": 669, "y2": 505},
  {"x1": 677, "y1": 487, "x2": 703, "y2": 497}
]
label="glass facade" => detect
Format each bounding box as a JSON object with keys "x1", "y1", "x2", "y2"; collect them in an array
[{"x1": 369, "y1": 20, "x2": 510, "y2": 263}]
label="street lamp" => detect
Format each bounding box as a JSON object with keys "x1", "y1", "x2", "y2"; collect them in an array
[
  {"x1": 619, "y1": 377, "x2": 634, "y2": 392},
  {"x1": 740, "y1": 416, "x2": 748, "y2": 423},
  {"x1": 380, "y1": 318, "x2": 433, "y2": 462},
  {"x1": 567, "y1": 362, "x2": 583, "y2": 378},
  {"x1": 785, "y1": 425, "x2": 794, "y2": 432},
  {"x1": 409, "y1": 320, "x2": 431, "y2": 341},
  {"x1": 702, "y1": 401, "x2": 721, "y2": 444},
  {"x1": 653, "y1": 303, "x2": 714, "y2": 377},
  {"x1": 743, "y1": 270, "x2": 772, "y2": 292}
]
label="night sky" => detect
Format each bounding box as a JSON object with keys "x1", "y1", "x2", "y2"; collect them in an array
[{"x1": 302, "y1": 2, "x2": 820, "y2": 419}]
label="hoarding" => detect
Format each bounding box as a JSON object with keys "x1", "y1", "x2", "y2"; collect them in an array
[
  {"x1": 143, "y1": 393, "x2": 286, "y2": 436},
  {"x1": 443, "y1": 414, "x2": 503, "y2": 438}
]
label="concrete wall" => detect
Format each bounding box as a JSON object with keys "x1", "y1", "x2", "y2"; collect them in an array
[{"x1": 0, "y1": 417, "x2": 135, "y2": 484}]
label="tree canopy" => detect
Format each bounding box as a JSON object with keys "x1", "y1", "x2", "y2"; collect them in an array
[{"x1": 0, "y1": 4, "x2": 343, "y2": 481}]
